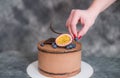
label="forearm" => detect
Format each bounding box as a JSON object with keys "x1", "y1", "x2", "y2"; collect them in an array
[{"x1": 88, "y1": 0, "x2": 116, "y2": 16}]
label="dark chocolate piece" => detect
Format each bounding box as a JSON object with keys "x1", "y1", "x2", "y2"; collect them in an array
[
  {"x1": 50, "y1": 23, "x2": 63, "y2": 34},
  {"x1": 40, "y1": 43, "x2": 44, "y2": 47},
  {"x1": 44, "y1": 38, "x2": 55, "y2": 44}
]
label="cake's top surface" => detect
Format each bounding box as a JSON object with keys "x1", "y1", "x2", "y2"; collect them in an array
[{"x1": 37, "y1": 40, "x2": 82, "y2": 53}]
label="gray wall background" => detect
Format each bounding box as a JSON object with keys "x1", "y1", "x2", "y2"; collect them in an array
[{"x1": 0, "y1": 0, "x2": 120, "y2": 78}]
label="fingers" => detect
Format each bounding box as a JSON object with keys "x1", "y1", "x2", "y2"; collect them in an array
[
  {"x1": 66, "y1": 9, "x2": 95, "y2": 40},
  {"x1": 70, "y1": 10, "x2": 81, "y2": 38},
  {"x1": 66, "y1": 10, "x2": 75, "y2": 38},
  {"x1": 68, "y1": 26, "x2": 74, "y2": 39},
  {"x1": 66, "y1": 10, "x2": 75, "y2": 28},
  {"x1": 66, "y1": 10, "x2": 81, "y2": 38}
]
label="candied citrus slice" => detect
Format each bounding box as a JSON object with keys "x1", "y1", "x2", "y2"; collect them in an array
[{"x1": 55, "y1": 34, "x2": 72, "y2": 47}]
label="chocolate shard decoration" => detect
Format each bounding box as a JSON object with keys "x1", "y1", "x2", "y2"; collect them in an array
[
  {"x1": 50, "y1": 23, "x2": 63, "y2": 34},
  {"x1": 44, "y1": 38, "x2": 56, "y2": 44}
]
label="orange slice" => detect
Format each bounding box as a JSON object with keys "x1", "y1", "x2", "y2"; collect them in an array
[{"x1": 55, "y1": 34, "x2": 72, "y2": 47}]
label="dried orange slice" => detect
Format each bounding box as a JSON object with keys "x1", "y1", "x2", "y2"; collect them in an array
[{"x1": 55, "y1": 34, "x2": 72, "y2": 47}]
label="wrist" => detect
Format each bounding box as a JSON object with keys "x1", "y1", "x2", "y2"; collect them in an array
[{"x1": 87, "y1": 7, "x2": 100, "y2": 18}]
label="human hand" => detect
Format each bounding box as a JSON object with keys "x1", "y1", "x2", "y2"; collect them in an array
[{"x1": 66, "y1": 9, "x2": 98, "y2": 39}]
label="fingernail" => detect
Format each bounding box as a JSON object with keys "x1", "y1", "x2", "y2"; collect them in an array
[
  {"x1": 73, "y1": 34, "x2": 76, "y2": 38},
  {"x1": 78, "y1": 36, "x2": 82, "y2": 39}
]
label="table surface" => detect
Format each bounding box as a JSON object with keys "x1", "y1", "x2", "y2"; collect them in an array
[{"x1": 0, "y1": 51, "x2": 120, "y2": 78}]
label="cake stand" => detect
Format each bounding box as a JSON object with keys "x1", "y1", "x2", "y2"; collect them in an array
[{"x1": 26, "y1": 61, "x2": 94, "y2": 78}]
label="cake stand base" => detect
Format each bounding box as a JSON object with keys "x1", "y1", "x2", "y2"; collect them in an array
[{"x1": 26, "y1": 61, "x2": 94, "y2": 78}]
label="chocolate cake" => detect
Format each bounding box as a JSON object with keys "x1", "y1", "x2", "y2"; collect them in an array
[{"x1": 37, "y1": 39, "x2": 82, "y2": 78}]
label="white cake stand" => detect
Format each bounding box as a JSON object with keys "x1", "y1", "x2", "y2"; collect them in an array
[{"x1": 26, "y1": 61, "x2": 94, "y2": 78}]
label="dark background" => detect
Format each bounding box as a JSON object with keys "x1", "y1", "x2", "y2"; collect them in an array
[{"x1": 0, "y1": 0, "x2": 120, "y2": 78}]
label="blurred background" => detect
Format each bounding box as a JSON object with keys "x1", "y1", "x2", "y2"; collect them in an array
[{"x1": 0, "y1": 0, "x2": 120, "y2": 78}]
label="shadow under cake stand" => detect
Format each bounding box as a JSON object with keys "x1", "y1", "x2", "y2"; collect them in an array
[{"x1": 26, "y1": 61, "x2": 94, "y2": 78}]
